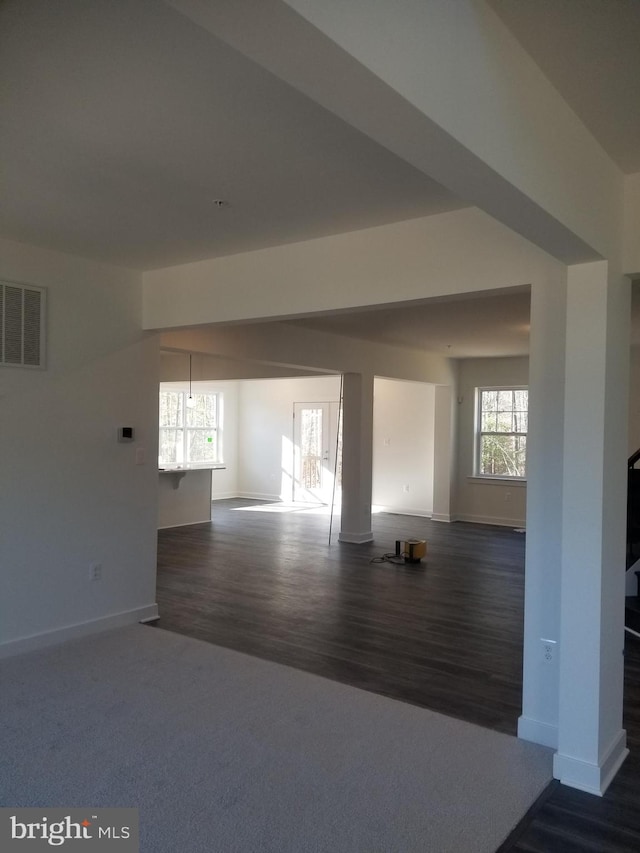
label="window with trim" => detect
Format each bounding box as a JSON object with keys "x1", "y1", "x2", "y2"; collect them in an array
[
  {"x1": 475, "y1": 387, "x2": 528, "y2": 478},
  {"x1": 159, "y1": 391, "x2": 222, "y2": 466}
]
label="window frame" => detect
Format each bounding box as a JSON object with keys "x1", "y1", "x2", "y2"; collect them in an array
[
  {"x1": 474, "y1": 385, "x2": 528, "y2": 481},
  {"x1": 158, "y1": 389, "x2": 223, "y2": 467}
]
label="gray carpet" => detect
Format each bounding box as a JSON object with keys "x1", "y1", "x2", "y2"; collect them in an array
[{"x1": 0, "y1": 625, "x2": 552, "y2": 852}]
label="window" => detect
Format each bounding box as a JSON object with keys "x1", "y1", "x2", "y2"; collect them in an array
[
  {"x1": 476, "y1": 387, "x2": 528, "y2": 478},
  {"x1": 159, "y1": 391, "x2": 222, "y2": 466}
]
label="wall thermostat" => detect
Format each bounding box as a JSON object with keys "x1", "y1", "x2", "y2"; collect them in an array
[{"x1": 118, "y1": 427, "x2": 135, "y2": 442}]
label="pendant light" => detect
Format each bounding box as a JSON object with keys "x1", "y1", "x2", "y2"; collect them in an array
[{"x1": 187, "y1": 353, "x2": 196, "y2": 408}]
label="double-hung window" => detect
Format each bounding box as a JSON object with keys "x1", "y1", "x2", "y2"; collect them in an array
[
  {"x1": 159, "y1": 390, "x2": 221, "y2": 466},
  {"x1": 475, "y1": 387, "x2": 528, "y2": 478}
]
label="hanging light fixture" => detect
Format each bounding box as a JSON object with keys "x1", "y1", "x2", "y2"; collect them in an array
[{"x1": 187, "y1": 353, "x2": 196, "y2": 408}]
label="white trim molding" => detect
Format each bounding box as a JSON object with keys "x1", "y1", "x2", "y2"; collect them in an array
[
  {"x1": 431, "y1": 512, "x2": 452, "y2": 523},
  {"x1": 338, "y1": 530, "x2": 374, "y2": 544},
  {"x1": 552, "y1": 729, "x2": 629, "y2": 796},
  {"x1": 158, "y1": 518, "x2": 210, "y2": 530},
  {"x1": 0, "y1": 604, "x2": 159, "y2": 660},
  {"x1": 236, "y1": 491, "x2": 283, "y2": 502},
  {"x1": 518, "y1": 715, "x2": 558, "y2": 749},
  {"x1": 373, "y1": 505, "x2": 432, "y2": 518},
  {"x1": 466, "y1": 476, "x2": 527, "y2": 487},
  {"x1": 454, "y1": 513, "x2": 526, "y2": 529}
]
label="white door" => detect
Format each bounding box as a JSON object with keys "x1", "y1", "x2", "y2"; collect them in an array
[{"x1": 293, "y1": 402, "x2": 341, "y2": 504}]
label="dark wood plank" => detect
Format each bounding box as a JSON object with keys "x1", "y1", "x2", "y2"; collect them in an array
[
  {"x1": 154, "y1": 498, "x2": 640, "y2": 852},
  {"x1": 156, "y1": 499, "x2": 525, "y2": 734},
  {"x1": 507, "y1": 637, "x2": 640, "y2": 852}
]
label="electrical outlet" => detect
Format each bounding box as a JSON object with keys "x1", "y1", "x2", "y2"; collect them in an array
[
  {"x1": 403, "y1": 484, "x2": 410, "y2": 493},
  {"x1": 90, "y1": 562, "x2": 102, "y2": 582},
  {"x1": 505, "y1": 490, "x2": 512, "y2": 502},
  {"x1": 541, "y1": 638, "x2": 557, "y2": 663}
]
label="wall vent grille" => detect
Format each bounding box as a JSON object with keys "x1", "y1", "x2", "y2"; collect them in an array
[{"x1": 0, "y1": 281, "x2": 46, "y2": 369}]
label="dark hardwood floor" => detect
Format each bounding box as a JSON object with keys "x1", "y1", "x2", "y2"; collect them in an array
[
  {"x1": 507, "y1": 640, "x2": 640, "y2": 853},
  {"x1": 155, "y1": 498, "x2": 640, "y2": 853}
]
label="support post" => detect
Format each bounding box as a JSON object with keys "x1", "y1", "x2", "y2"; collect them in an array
[
  {"x1": 519, "y1": 273, "x2": 567, "y2": 748},
  {"x1": 339, "y1": 372, "x2": 374, "y2": 543},
  {"x1": 432, "y1": 384, "x2": 454, "y2": 522},
  {"x1": 553, "y1": 262, "x2": 630, "y2": 794}
]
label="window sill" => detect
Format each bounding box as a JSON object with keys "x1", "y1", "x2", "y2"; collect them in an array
[{"x1": 467, "y1": 476, "x2": 526, "y2": 486}]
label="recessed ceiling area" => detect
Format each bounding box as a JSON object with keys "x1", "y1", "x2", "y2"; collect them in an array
[
  {"x1": 287, "y1": 281, "x2": 640, "y2": 359},
  {"x1": 2, "y1": 0, "x2": 640, "y2": 435},
  {"x1": 1, "y1": 0, "x2": 637, "y2": 276},
  {"x1": 287, "y1": 289, "x2": 532, "y2": 358},
  {"x1": 487, "y1": 0, "x2": 640, "y2": 173},
  {"x1": 0, "y1": 0, "x2": 463, "y2": 270}
]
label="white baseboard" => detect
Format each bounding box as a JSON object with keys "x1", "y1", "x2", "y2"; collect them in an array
[
  {"x1": 454, "y1": 513, "x2": 526, "y2": 529},
  {"x1": 552, "y1": 729, "x2": 629, "y2": 796},
  {"x1": 518, "y1": 715, "x2": 558, "y2": 749},
  {"x1": 236, "y1": 491, "x2": 282, "y2": 503},
  {"x1": 211, "y1": 492, "x2": 239, "y2": 501},
  {"x1": 373, "y1": 505, "x2": 432, "y2": 518},
  {"x1": 0, "y1": 604, "x2": 159, "y2": 660},
  {"x1": 158, "y1": 518, "x2": 210, "y2": 529},
  {"x1": 431, "y1": 513, "x2": 451, "y2": 523},
  {"x1": 338, "y1": 531, "x2": 374, "y2": 544}
]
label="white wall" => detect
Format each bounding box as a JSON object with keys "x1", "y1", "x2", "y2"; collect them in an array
[
  {"x1": 629, "y1": 346, "x2": 640, "y2": 454},
  {"x1": 455, "y1": 356, "x2": 529, "y2": 527},
  {"x1": 230, "y1": 375, "x2": 438, "y2": 516},
  {"x1": 161, "y1": 318, "x2": 455, "y2": 386},
  {"x1": 372, "y1": 378, "x2": 434, "y2": 516},
  {"x1": 157, "y1": 371, "x2": 440, "y2": 515},
  {"x1": 624, "y1": 173, "x2": 640, "y2": 276},
  {"x1": 237, "y1": 376, "x2": 341, "y2": 501},
  {"x1": 144, "y1": 208, "x2": 562, "y2": 331},
  {"x1": 0, "y1": 237, "x2": 159, "y2": 654},
  {"x1": 160, "y1": 349, "x2": 316, "y2": 381}
]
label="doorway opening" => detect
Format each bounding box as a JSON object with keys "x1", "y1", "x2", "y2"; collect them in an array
[{"x1": 293, "y1": 401, "x2": 342, "y2": 505}]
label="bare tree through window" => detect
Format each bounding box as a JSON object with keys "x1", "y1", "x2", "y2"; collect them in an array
[
  {"x1": 159, "y1": 391, "x2": 220, "y2": 466},
  {"x1": 477, "y1": 388, "x2": 528, "y2": 477}
]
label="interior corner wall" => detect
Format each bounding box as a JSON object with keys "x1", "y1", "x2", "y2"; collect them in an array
[
  {"x1": 372, "y1": 377, "x2": 435, "y2": 516},
  {"x1": 623, "y1": 173, "x2": 640, "y2": 276},
  {"x1": 628, "y1": 345, "x2": 640, "y2": 454},
  {"x1": 237, "y1": 375, "x2": 341, "y2": 501},
  {"x1": 455, "y1": 356, "x2": 529, "y2": 527},
  {"x1": 0, "y1": 238, "x2": 159, "y2": 654}
]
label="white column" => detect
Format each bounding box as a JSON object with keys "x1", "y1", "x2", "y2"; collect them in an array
[
  {"x1": 432, "y1": 384, "x2": 454, "y2": 522},
  {"x1": 553, "y1": 262, "x2": 630, "y2": 795},
  {"x1": 518, "y1": 273, "x2": 567, "y2": 748},
  {"x1": 339, "y1": 372, "x2": 374, "y2": 543}
]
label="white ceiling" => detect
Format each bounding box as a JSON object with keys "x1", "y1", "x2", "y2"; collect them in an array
[
  {"x1": 2, "y1": 1, "x2": 638, "y2": 358},
  {"x1": 287, "y1": 290, "x2": 533, "y2": 359},
  {"x1": 487, "y1": 0, "x2": 640, "y2": 174},
  {"x1": 2, "y1": 0, "x2": 638, "y2": 272},
  {"x1": 0, "y1": 0, "x2": 463, "y2": 270}
]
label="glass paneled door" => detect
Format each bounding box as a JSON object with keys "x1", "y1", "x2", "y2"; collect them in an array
[{"x1": 293, "y1": 402, "x2": 342, "y2": 504}]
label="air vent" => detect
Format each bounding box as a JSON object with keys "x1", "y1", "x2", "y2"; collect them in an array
[{"x1": 0, "y1": 281, "x2": 46, "y2": 369}]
